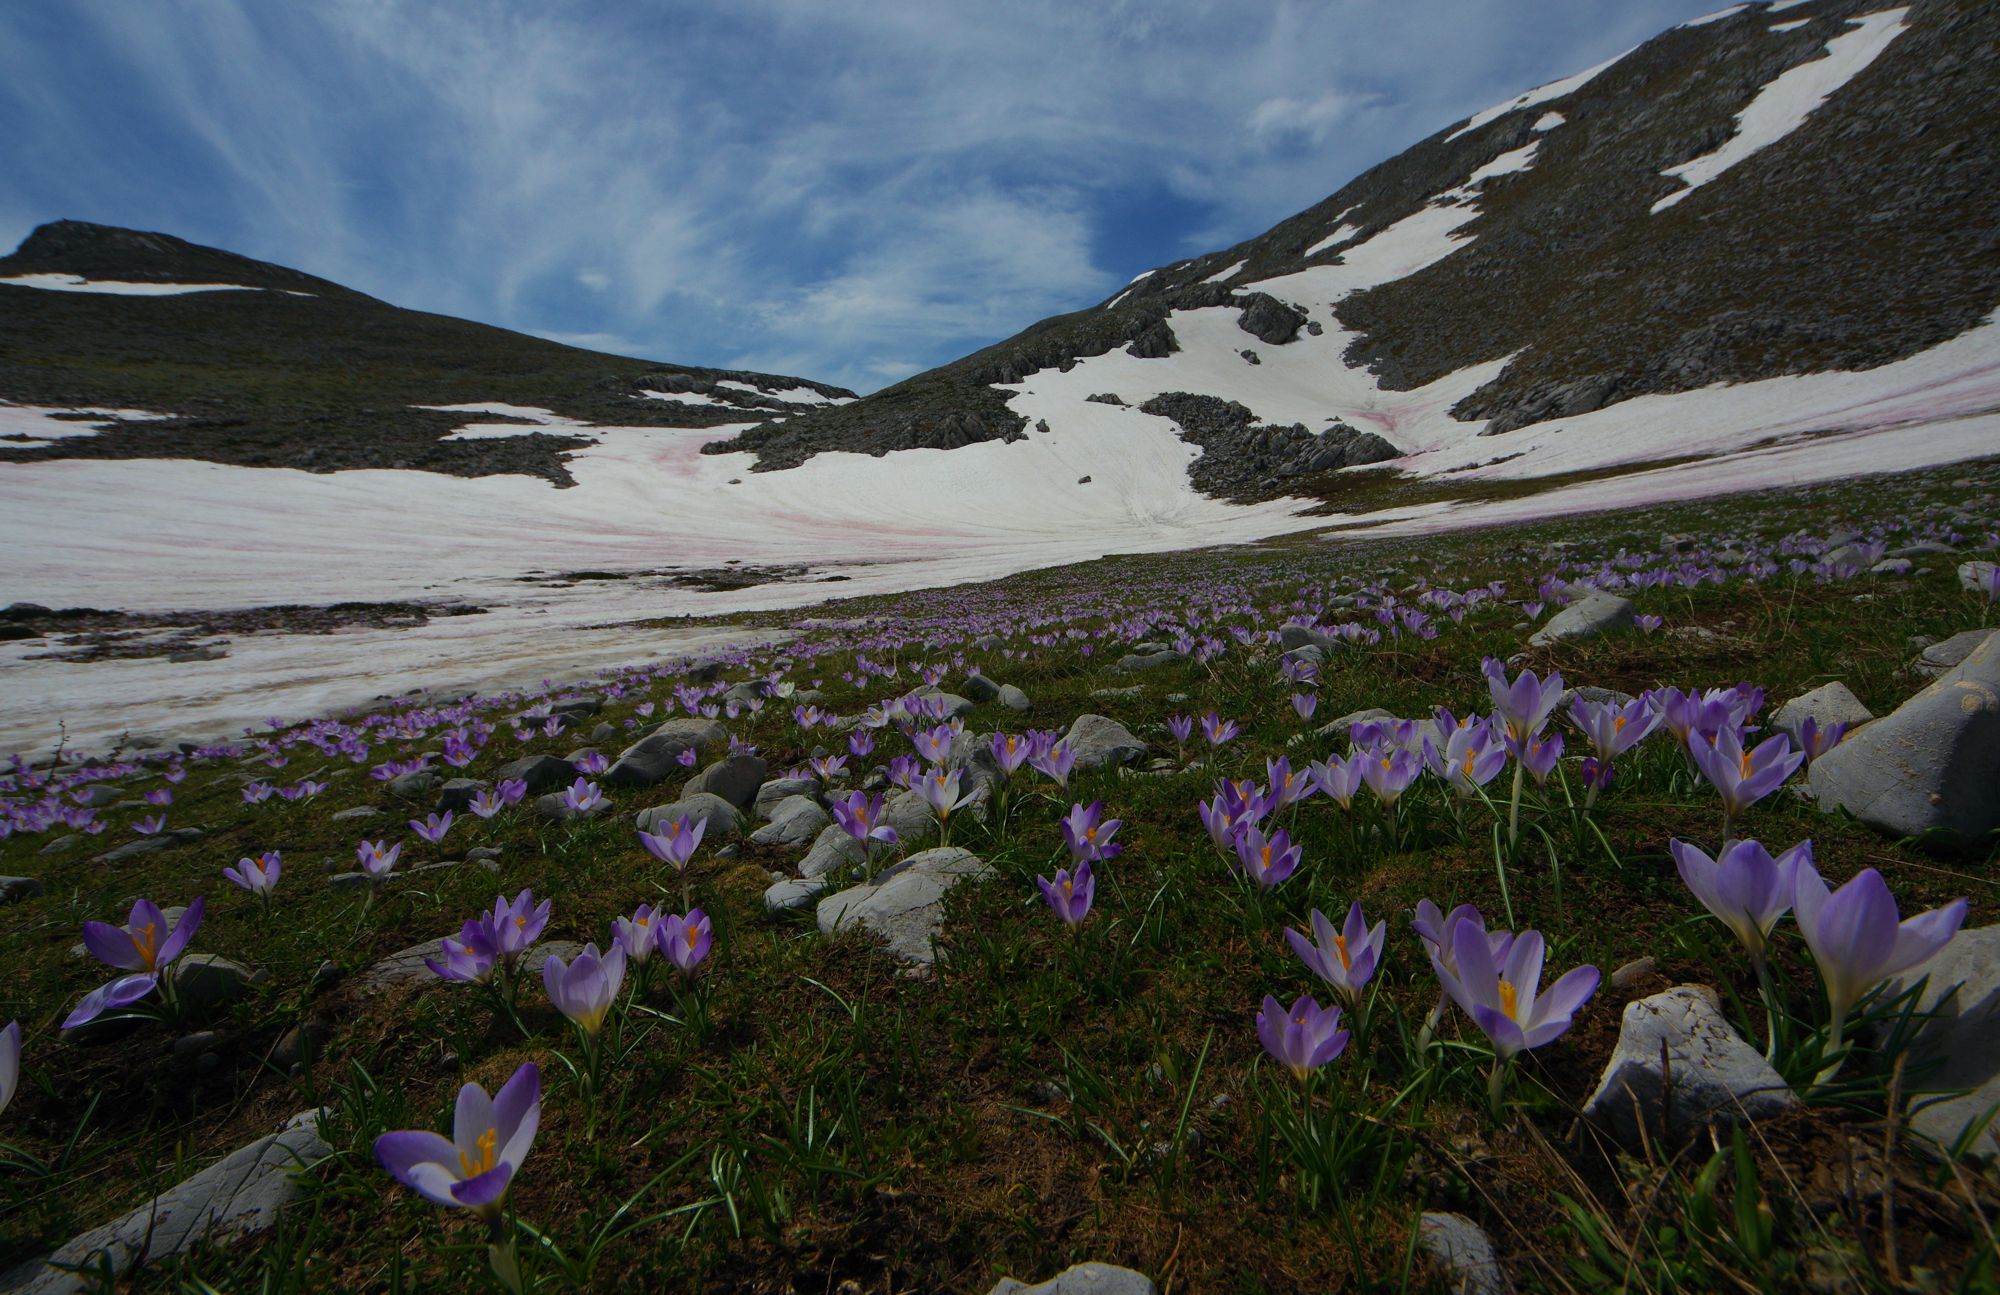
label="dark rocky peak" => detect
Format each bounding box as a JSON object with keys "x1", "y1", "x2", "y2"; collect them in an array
[{"x1": 1, "y1": 220, "x2": 367, "y2": 299}]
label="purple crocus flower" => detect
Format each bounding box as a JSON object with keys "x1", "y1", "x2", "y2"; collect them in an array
[
  {"x1": 611, "y1": 905, "x2": 659, "y2": 968},
  {"x1": 1037, "y1": 861, "x2": 1096, "y2": 926},
  {"x1": 1412, "y1": 901, "x2": 1515, "y2": 980},
  {"x1": 1256, "y1": 994, "x2": 1350, "y2": 1082},
  {"x1": 425, "y1": 920, "x2": 499, "y2": 983},
  {"x1": 915, "y1": 767, "x2": 975, "y2": 825},
  {"x1": 809, "y1": 754, "x2": 848, "y2": 781},
  {"x1": 571, "y1": 751, "x2": 609, "y2": 776},
  {"x1": 1286, "y1": 903, "x2": 1385, "y2": 1005},
  {"x1": 1358, "y1": 746, "x2": 1421, "y2": 807},
  {"x1": 0, "y1": 1020, "x2": 19, "y2": 1119},
  {"x1": 638, "y1": 814, "x2": 706, "y2": 871},
  {"x1": 848, "y1": 730, "x2": 877, "y2": 759},
  {"x1": 657, "y1": 909, "x2": 713, "y2": 977},
  {"x1": 375, "y1": 1062, "x2": 539, "y2": 1221},
  {"x1": 143, "y1": 787, "x2": 172, "y2": 807},
  {"x1": 1671, "y1": 837, "x2": 1810, "y2": 960},
  {"x1": 1436, "y1": 923, "x2": 1598, "y2": 1062},
  {"x1": 1308, "y1": 756, "x2": 1363, "y2": 811},
  {"x1": 990, "y1": 732, "x2": 1032, "y2": 775},
  {"x1": 1029, "y1": 742, "x2": 1078, "y2": 788},
  {"x1": 468, "y1": 789, "x2": 506, "y2": 819},
  {"x1": 1165, "y1": 714, "x2": 1194, "y2": 748},
  {"x1": 543, "y1": 943, "x2": 625, "y2": 1036},
  {"x1": 1689, "y1": 727, "x2": 1804, "y2": 826},
  {"x1": 242, "y1": 782, "x2": 273, "y2": 804},
  {"x1": 1292, "y1": 693, "x2": 1319, "y2": 721},
  {"x1": 66, "y1": 896, "x2": 206, "y2": 1028},
  {"x1": 223, "y1": 851, "x2": 282, "y2": 900},
  {"x1": 676, "y1": 747, "x2": 698, "y2": 769},
  {"x1": 1635, "y1": 613, "x2": 1663, "y2": 634},
  {"x1": 410, "y1": 811, "x2": 454, "y2": 845},
  {"x1": 560, "y1": 777, "x2": 604, "y2": 814},
  {"x1": 1511, "y1": 731, "x2": 1564, "y2": 789},
  {"x1": 1579, "y1": 757, "x2": 1614, "y2": 793},
  {"x1": 1794, "y1": 859, "x2": 1966, "y2": 1070},
  {"x1": 1483, "y1": 658, "x2": 1565, "y2": 744},
  {"x1": 1427, "y1": 720, "x2": 1506, "y2": 798},
  {"x1": 477, "y1": 889, "x2": 551, "y2": 970},
  {"x1": 912, "y1": 725, "x2": 956, "y2": 766},
  {"x1": 1200, "y1": 713, "x2": 1241, "y2": 747},
  {"x1": 495, "y1": 777, "x2": 528, "y2": 806},
  {"x1": 1570, "y1": 696, "x2": 1662, "y2": 762},
  {"x1": 1233, "y1": 825, "x2": 1301, "y2": 888},
  {"x1": 831, "y1": 791, "x2": 899, "y2": 852},
  {"x1": 356, "y1": 839, "x2": 401, "y2": 880},
  {"x1": 1797, "y1": 717, "x2": 1849, "y2": 765},
  {"x1": 1264, "y1": 756, "x2": 1316, "y2": 812},
  {"x1": 1058, "y1": 801, "x2": 1122, "y2": 863},
  {"x1": 131, "y1": 814, "x2": 166, "y2": 836}
]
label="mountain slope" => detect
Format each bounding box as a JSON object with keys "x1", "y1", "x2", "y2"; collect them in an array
[
  {"x1": 0, "y1": 221, "x2": 853, "y2": 485},
  {"x1": 710, "y1": 0, "x2": 1999, "y2": 500}
]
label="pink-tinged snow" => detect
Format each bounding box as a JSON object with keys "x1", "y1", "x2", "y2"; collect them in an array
[
  {"x1": 1652, "y1": 8, "x2": 1908, "y2": 213},
  {"x1": 1770, "y1": 19, "x2": 1812, "y2": 33},
  {"x1": 1532, "y1": 112, "x2": 1566, "y2": 131},
  {"x1": 1682, "y1": 5, "x2": 1751, "y2": 26},
  {"x1": 1203, "y1": 260, "x2": 1248, "y2": 284},
  {"x1": 1445, "y1": 46, "x2": 1634, "y2": 142},
  {"x1": 0, "y1": 273, "x2": 262, "y2": 296},
  {"x1": 0, "y1": 402, "x2": 168, "y2": 449},
  {"x1": 1304, "y1": 224, "x2": 1362, "y2": 257}
]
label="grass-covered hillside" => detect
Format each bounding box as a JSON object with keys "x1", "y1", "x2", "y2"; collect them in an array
[{"x1": 2, "y1": 457, "x2": 1998, "y2": 1292}]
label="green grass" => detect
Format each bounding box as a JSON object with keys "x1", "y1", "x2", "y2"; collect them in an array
[{"x1": 2, "y1": 458, "x2": 1998, "y2": 1292}]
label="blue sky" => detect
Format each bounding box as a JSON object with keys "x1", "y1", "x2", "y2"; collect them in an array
[{"x1": 0, "y1": 1, "x2": 1728, "y2": 393}]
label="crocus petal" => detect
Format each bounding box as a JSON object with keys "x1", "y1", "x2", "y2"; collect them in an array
[
  {"x1": 492, "y1": 1062, "x2": 541, "y2": 1166},
  {"x1": 156, "y1": 895, "x2": 204, "y2": 966},
  {"x1": 453, "y1": 1082, "x2": 496, "y2": 1166},
  {"x1": 1884, "y1": 899, "x2": 1968, "y2": 979},
  {"x1": 62, "y1": 973, "x2": 157, "y2": 1028},
  {"x1": 81, "y1": 920, "x2": 146, "y2": 971},
  {"x1": 375, "y1": 1129, "x2": 460, "y2": 1205},
  {"x1": 451, "y1": 1162, "x2": 513, "y2": 1211},
  {"x1": 1470, "y1": 1003, "x2": 1528, "y2": 1058}
]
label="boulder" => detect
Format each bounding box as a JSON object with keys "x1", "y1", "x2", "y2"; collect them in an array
[
  {"x1": 1809, "y1": 632, "x2": 2000, "y2": 841},
  {"x1": 533, "y1": 792, "x2": 611, "y2": 822},
  {"x1": 492, "y1": 755, "x2": 573, "y2": 794},
  {"x1": 0, "y1": 876, "x2": 44, "y2": 904},
  {"x1": 1770, "y1": 682, "x2": 1874, "y2": 744},
  {"x1": 1063, "y1": 714, "x2": 1147, "y2": 771},
  {"x1": 884, "y1": 789, "x2": 940, "y2": 843},
  {"x1": 435, "y1": 778, "x2": 486, "y2": 812},
  {"x1": 1958, "y1": 560, "x2": 1998, "y2": 596},
  {"x1": 171, "y1": 955, "x2": 267, "y2": 1014},
  {"x1": 634, "y1": 792, "x2": 745, "y2": 840},
  {"x1": 604, "y1": 719, "x2": 728, "y2": 789},
  {"x1": 1417, "y1": 1213, "x2": 1513, "y2": 1295},
  {"x1": 357, "y1": 939, "x2": 584, "y2": 995},
  {"x1": 1115, "y1": 650, "x2": 1188, "y2": 672},
  {"x1": 988, "y1": 1262, "x2": 1157, "y2": 1295},
  {"x1": 753, "y1": 777, "x2": 820, "y2": 818},
  {"x1": 961, "y1": 673, "x2": 1001, "y2": 703},
  {"x1": 750, "y1": 796, "x2": 831, "y2": 849},
  {"x1": 997, "y1": 684, "x2": 1033, "y2": 713},
  {"x1": 91, "y1": 827, "x2": 202, "y2": 866},
  {"x1": 1582, "y1": 986, "x2": 1796, "y2": 1148},
  {"x1": 1911, "y1": 628, "x2": 1998, "y2": 679},
  {"x1": 683, "y1": 753, "x2": 766, "y2": 810},
  {"x1": 0, "y1": 1112, "x2": 331, "y2": 1294},
  {"x1": 386, "y1": 769, "x2": 437, "y2": 799},
  {"x1": 799, "y1": 823, "x2": 869, "y2": 878},
  {"x1": 762, "y1": 875, "x2": 829, "y2": 913},
  {"x1": 1881, "y1": 924, "x2": 2000, "y2": 1160},
  {"x1": 1527, "y1": 592, "x2": 1635, "y2": 648},
  {"x1": 816, "y1": 847, "x2": 997, "y2": 966}
]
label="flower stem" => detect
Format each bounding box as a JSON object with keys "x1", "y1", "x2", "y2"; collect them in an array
[
  {"x1": 1752, "y1": 954, "x2": 1784, "y2": 1063},
  {"x1": 1487, "y1": 1057, "x2": 1510, "y2": 1122},
  {"x1": 1506, "y1": 762, "x2": 1524, "y2": 853}
]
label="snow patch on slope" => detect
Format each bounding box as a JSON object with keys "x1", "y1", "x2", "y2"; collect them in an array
[
  {"x1": 1445, "y1": 46, "x2": 1634, "y2": 142},
  {"x1": 1203, "y1": 260, "x2": 1248, "y2": 284},
  {"x1": 0, "y1": 273, "x2": 266, "y2": 296},
  {"x1": 0, "y1": 402, "x2": 169, "y2": 449},
  {"x1": 1682, "y1": 5, "x2": 1751, "y2": 27},
  {"x1": 1652, "y1": 8, "x2": 1909, "y2": 213}
]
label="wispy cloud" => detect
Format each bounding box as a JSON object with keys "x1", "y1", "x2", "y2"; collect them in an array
[{"x1": 0, "y1": 0, "x2": 1728, "y2": 392}]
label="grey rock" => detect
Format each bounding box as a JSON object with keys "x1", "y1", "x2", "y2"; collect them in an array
[
  {"x1": 1278, "y1": 622, "x2": 1341, "y2": 656},
  {"x1": 905, "y1": 688, "x2": 975, "y2": 720},
  {"x1": 492, "y1": 755, "x2": 573, "y2": 794},
  {"x1": 604, "y1": 718, "x2": 728, "y2": 789},
  {"x1": 1064, "y1": 714, "x2": 1147, "y2": 771},
  {"x1": 799, "y1": 823, "x2": 870, "y2": 878},
  {"x1": 1418, "y1": 1213, "x2": 1513, "y2": 1295},
  {"x1": 532, "y1": 791, "x2": 610, "y2": 822},
  {"x1": 988, "y1": 1261, "x2": 1158, "y2": 1295},
  {"x1": 37, "y1": 836, "x2": 77, "y2": 855},
  {"x1": 328, "y1": 859, "x2": 462, "y2": 889},
  {"x1": 884, "y1": 789, "x2": 940, "y2": 843},
  {"x1": 435, "y1": 778, "x2": 486, "y2": 812},
  {"x1": 998, "y1": 684, "x2": 1033, "y2": 712},
  {"x1": 357, "y1": 938, "x2": 584, "y2": 995},
  {"x1": 816, "y1": 847, "x2": 997, "y2": 966},
  {"x1": 1528, "y1": 591, "x2": 1635, "y2": 647},
  {"x1": 386, "y1": 769, "x2": 437, "y2": 799},
  {"x1": 70, "y1": 784, "x2": 126, "y2": 809},
  {"x1": 171, "y1": 1030, "x2": 224, "y2": 1060},
  {"x1": 171, "y1": 955, "x2": 266, "y2": 1014},
  {"x1": 962, "y1": 673, "x2": 1001, "y2": 703},
  {"x1": 1912, "y1": 628, "x2": 1998, "y2": 678},
  {"x1": 1115, "y1": 650, "x2": 1188, "y2": 671},
  {"x1": 1958, "y1": 560, "x2": 1998, "y2": 595},
  {"x1": 634, "y1": 792, "x2": 745, "y2": 840},
  {"x1": 763, "y1": 875, "x2": 829, "y2": 913},
  {"x1": 1609, "y1": 956, "x2": 1657, "y2": 989},
  {"x1": 1882, "y1": 924, "x2": 2000, "y2": 1160},
  {"x1": 0, "y1": 876, "x2": 44, "y2": 903},
  {"x1": 1890, "y1": 541, "x2": 1955, "y2": 559},
  {"x1": 329, "y1": 805, "x2": 381, "y2": 822},
  {"x1": 750, "y1": 795, "x2": 831, "y2": 848},
  {"x1": 1810, "y1": 632, "x2": 2000, "y2": 840},
  {"x1": 1, "y1": 1113, "x2": 331, "y2": 1294},
  {"x1": 1569, "y1": 685, "x2": 1637, "y2": 709},
  {"x1": 1582, "y1": 986, "x2": 1796, "y2": 1148},
  {"x1": 753, "y1": 777, "x2": 820, "y2": 818},
  {"x1": 1316, "y1": 707, "x2": 1395, "y2": 742},
  {"x1": 1771, "y1": 682, "x2": 1874, "y2": 745},
  {"x1": 90, "y1": 827, "x2": 202, "y2": 865},
  {"x1": 465, "y1": 845, "x2": 503, "y2": 864},
  {"x1": 1871, "y1": 559, "x2": 1913, "y2": 577},
  {"x1": 1089, "y1": 686, "x2": 1144, "y2": 700},
  {"x1": 683, "y1": 753, "x2": 767, "y2": 810}
]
